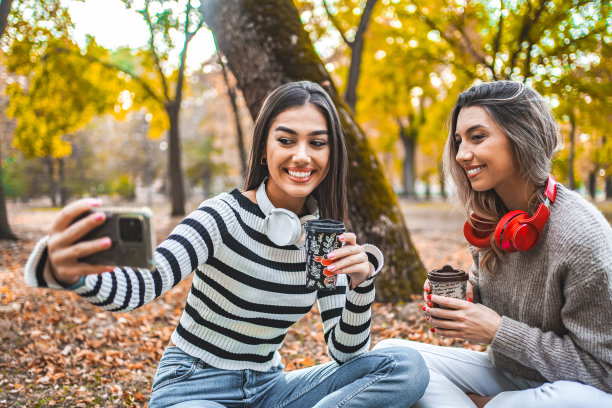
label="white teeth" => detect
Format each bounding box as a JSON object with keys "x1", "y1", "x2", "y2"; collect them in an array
[
  {"x1": 288, "y1": 170, "x2": 312, "y2": 178},
  {"x1": 467, "y1": 167, "x2": 482, "y2": 175}
]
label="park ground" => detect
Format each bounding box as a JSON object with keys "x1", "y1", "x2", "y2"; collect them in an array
[{"x1": 0, "y1": 197, "x2": 609, "y2": 407}]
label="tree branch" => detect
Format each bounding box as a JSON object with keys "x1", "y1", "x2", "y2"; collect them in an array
[
  {"x1": 322, "y1": 0, "x2": 352, "y2": 47},
  {"x1": 493, "y1": 0, "x2": 505, "y2": 76},
  {"x1": 175, "y1": 2, "x2": 203, "y2": 108},
  {"x1": 509, "y1": 0, "x2": 550, "y2": 74},
  {"x1": 141, "y1": 6, "x2": 171, "y2": 104}
]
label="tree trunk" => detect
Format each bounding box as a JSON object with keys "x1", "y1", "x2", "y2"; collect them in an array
[
  {"x1": 588, "y1": 170, "x2": 597, "y2": 199},
  {"x1": 438, "y1": 161, "x2": 447, "y2": 199},
  {"x1": 397, "y1": 118, "x2": 416, "y2": 198},
  {"x1": 0, "y1": 132, "x2": 17, "y2": 240},
  {"x1": 606, "y1": 176, "x2": 612, "y2": 200},
  {"x1": 344, "y1": 0, "x2": 377, "y2": 113},
  {"x1": 166, "y1": 102, "x2": 185, "y2": 216},
  {"x1": 217, "y1": 48, "x2": 248, "y2": 178},
  {"x1": 568, "y1": 112, "x2": 576, "y2": 190},
  {"x1": 201, "y1": 0, "x2": 426, "y2": 300},
  {"x1": 44, "y1": 156, "x2": 57, "y2": 207},
  {"x1": 0, "y1": 0, "x2": 14, "y2": 38},
  {"x1": 58, "y1": 157, "x2": 68, "y2": 206}
]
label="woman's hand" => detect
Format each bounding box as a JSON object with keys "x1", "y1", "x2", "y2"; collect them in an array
[
  {"x1": 423, "y1": 294, "x2": 502, "y2": 344},
  {"x1": 424, "y1": 279, "x2": 475, "y2": 302},
  {"x1": 47, "y1": 198, "x2": 115, "y2": 285},
  {"x1": 324, "y1": 232, "x2": 373, "y2": 290}
]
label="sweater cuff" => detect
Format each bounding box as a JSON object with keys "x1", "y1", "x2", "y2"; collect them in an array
[
  {"x1": 362, "y1": 244, "x2": 384, "y2": 277},
  {"x1": 491, "y1": 316, "x2": 530, "y2": 359},
  {"x1": 24, "y1": 236, "x2": 90, "y2": 291}
]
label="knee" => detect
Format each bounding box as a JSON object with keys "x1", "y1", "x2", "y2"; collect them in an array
[
  {"x1": 539, "y1": 381, "x2": 611, "y2": 403},
  {"x1": 373, "y1": 346, "x2": 429, "y2": 388}
]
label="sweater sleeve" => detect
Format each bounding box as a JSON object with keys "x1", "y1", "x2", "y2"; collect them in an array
[
  {"x1": 316, "y1": 244, "x2": 383, "y2": 364},
  {"x1": 490, "y1": 238, "x2": 612, "y2": 392},
  {"x1": 23, "y1": 198, "x2": 233, "y2": 313}
]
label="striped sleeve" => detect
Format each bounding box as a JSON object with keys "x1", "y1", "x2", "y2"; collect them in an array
[
  {"x1": 24, "y1": 197, "x2": 234, "y2": 313},
  {"x1": 317, "y1": 245, "x2": 381, "y2": 364}
]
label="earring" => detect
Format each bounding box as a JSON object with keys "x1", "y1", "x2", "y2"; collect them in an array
[{"x1": 260, "y1": 157, "x2": 267, "y2": 165}]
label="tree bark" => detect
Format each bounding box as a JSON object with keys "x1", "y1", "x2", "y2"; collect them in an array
[
  {"x1": 201, "y1": 0, "x2": 426, "y2": 300},
  {"x1": 44, "y1": 156, "x2": 57, "y2": 207},
  {"x1": 398, "y1": 119, "x2": 416, "y2": 198},
  {"x1": 0, "y1": 131, "x2": 16, "y2": 240},
  {"x1": 343, "y1": 0, "x2": 377, "y2": 113},
  {"x1": 0, "y1": 0, "x2": 13, "y2": 38},
  {"x1": 166, "y1": 102, "x2": 185, "y2": 216},
  {"x1": 216, "y1": 47, "x2": 248, "y2": 178}
]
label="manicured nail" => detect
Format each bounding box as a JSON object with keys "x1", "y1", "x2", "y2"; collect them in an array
[
  {"x1": 428, "y1": 302, "x2": 433, "y2": 307},
  {"x1": 425, "y1": 287, "x2": 430, "y2": 293},
  {"x1": 338, "y1": 234, "x2": 345, "y2": 241},
  {"x1": 100, "y1": 238, "x2": 112, "y2": 247},
  {"x1": 90, "y1": 199, "x2": 102, "y2": 207},
  {"x1": 426, "y1": 316, "x2": 430, "y2": 321},
  {"x1": 431, "y1": 328, "x2": 435, "y2": 333},
  {"x1": 326, "y1": 252, "x2": 336, "y2": 259},
  {"x1": 468, "y1": 298, "x2": 473, "y2": 302},
  {"x1": 94, "y1": 212, "x2": 105, "y2": 221},
  {"x1": 327, "y1": 264, "x2": 336, "y2": 271},
  {"x1": 422, "y1": 306, "x2": 426, "y2": 311},
  {"x1": 427, "y1": 294, "x2": 431, "y2": 300}
]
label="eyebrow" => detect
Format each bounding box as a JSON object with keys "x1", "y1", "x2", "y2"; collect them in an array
[
  {"x1": 274, "y1": 125, "x2": 328, "y2": 136},
  {"x1": 455, "y1": 124, "x2": 488, "y2": 138}
]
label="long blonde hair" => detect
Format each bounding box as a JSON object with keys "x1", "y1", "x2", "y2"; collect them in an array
[{"x1": 444, "y1": 81, "x2": 560, "y2": 271}]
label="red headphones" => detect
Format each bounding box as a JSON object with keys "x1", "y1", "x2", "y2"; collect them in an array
[{"x1": 463, "y1": 175, "x2": 557, "y2": 252}]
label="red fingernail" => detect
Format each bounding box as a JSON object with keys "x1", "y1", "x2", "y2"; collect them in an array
[
  {"x1": 427, "y1": 294, "x2": 431, "y2": 300},
  {"x1": 428, "y1": 302, "x2": 433, "y2": 307},
  {"x1": 101, "y1": 238, "x2": 112, "y2": 247},
  {"x1": 431, "y1": 328, "x2": 435, "y2": 333},
  {"x1": 426, "y1": 316, "x2": 430, "y2": 321},
  {"x1": 94, "y1": 212, "x2": 105, "y2": 221},
  {"x1": 90, "y1": 199, "x2": 101, "y2": 207},
  {"x1": 422, "y1": 306, "x2": 426, "y2": 311},
  {"x1": 425, "y1": 288, "x2": 430, "y2": 293},
  {"x1": 338, "y1": 234, "x2": 345, "y2": 241},
  {"x1": 468, "y1": 298, "x2": 473, "y2": 302}
]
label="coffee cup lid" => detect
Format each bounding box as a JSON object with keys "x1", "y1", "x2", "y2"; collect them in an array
[
  {"x1": 304, "y1": 219, "x2": 345, "y2": 233},
  {"x1": 427, "y1": 264, "x2": 468, "y2": 281}
]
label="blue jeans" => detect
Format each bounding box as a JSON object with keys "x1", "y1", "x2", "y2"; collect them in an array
[{"x1": 149, "y1": 346, "x2": 429, "y2": 408}]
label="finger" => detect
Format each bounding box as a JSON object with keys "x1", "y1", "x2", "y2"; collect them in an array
[
  {"x1": 466, "y1": 282, "x2": 474, "y2": 302},
  {"x1": 332, "y1": 262, "x2": 369, "y2": 277},
  {"x1": 326, "y1": 243, "x2": 364, "y2": 261},
  {"x1": 424, "y1": 305, "x2": 457, "y2": 320},
  {"x1": 423, "y1": 279, "x2": 430, "y2": 300},
  {"x1": 429, "y1": 294, "x2": 470, "y2": 310},
  {"x1": 50, "y1": 237, "x2": 113, "y2": 266},
  {"x1": 51, "y1": 198, "x2": 102, "y2": 233},
  {"x1": 59, "y1": 264, "x2": 116, "y2": 283},
  {"x1": 327, "y1": 252, "x2": 368, "y2": 272},
  {"x1": 338, "y1": 232, "x2": 356, "y2": 245},
  {"x1": 430, "y1": 327, "x2": 462, "y2": 338}
]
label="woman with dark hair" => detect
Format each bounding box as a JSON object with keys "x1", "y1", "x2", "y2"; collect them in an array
[
  {"x1": 24, "y1": 81, "x2": 428, "y2": 407},
  {"x1": 375, "y1": 81, "x2": 612, "y2": 407}
]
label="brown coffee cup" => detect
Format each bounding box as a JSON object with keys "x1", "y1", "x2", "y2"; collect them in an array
[{"x1": 427, "y1": 265, "x2": 469, "y2": 309}]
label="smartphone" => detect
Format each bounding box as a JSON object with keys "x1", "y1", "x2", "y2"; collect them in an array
[{"x1": 73, "y1": 207, "x2": 155, "y2": 269}]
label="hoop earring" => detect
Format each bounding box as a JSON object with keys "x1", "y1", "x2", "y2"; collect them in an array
[{"x1": 260, "y1": 157, "x2": 267, "y2": 165}]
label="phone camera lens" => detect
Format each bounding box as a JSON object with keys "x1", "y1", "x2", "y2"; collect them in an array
[{"x1": 119, "y1": 217, "x2": 143, "y2": 242}]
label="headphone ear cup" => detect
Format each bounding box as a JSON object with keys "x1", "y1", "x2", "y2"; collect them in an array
[
  {"x1": 463, "y1": 220, "x2": 492, "y2": 248},
  {"x1": 511, "y1": 223, "x2": 541, "y2": 251},
  {"x1": 494, "y1": 210, "x2": 526, "y2": 252}
]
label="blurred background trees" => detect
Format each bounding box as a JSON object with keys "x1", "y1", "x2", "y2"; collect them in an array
[{"x1": 0, "y1": 0, "x2": 609, "y2": 295}]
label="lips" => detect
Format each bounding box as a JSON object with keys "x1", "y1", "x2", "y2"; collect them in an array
[
  {"x1": 465, "y1": 165, "x2": 485, "y2": 179},
  {"x1": 285, "y1": 168, "x2": 314, "y2": 182}
]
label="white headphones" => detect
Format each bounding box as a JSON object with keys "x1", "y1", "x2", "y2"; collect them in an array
[{"x1": 256, "y1": 179, "x2": 319, "y2": 247}]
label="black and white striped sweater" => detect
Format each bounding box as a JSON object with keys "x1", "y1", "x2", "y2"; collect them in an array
[{"x1": 25, "y1": 189, "x2": 384, "y2": 371}]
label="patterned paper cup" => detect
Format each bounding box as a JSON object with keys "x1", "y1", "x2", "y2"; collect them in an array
[
  {"x1": 427, "y1": 265, "x2": 469, "y2": 309},
  {"x1": 304, "y1": 219, "x2": 345, "y2": 291}
]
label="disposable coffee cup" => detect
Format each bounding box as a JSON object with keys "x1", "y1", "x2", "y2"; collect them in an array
[
  {"x1": 427, "y1": 265, "x2": 469, "y2": 309},
  {"x1": 304, "y1": 219, "x2": 345, "y2": 290}
]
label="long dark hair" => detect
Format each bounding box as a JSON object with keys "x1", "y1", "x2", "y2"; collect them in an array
[
  {"x1": 444, "y1": 80, "x2": 560, "y2": 270},
  {"x1": 244, "y1": 81, "x2": 348, "y2": 222}
]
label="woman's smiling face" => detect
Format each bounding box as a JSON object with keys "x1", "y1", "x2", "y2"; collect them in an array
[
  {"x1": 454, "y1": 106, "x2": 524, "y2": 200},
  {"x1": 263, "y1": 103, "x2": 330, "y2": 213}
]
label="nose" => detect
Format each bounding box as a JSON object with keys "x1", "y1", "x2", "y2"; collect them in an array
[
  {"x1": 456, "y1": 142, "x2": 473, "y2": 163},
  {"x1": 292, "y1": 141, "x2": 311, "y2": 164}
]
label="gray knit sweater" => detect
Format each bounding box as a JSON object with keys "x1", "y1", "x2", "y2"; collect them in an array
[{"x1": 470, "y1": 184, "x2": 612, "y2": 393}]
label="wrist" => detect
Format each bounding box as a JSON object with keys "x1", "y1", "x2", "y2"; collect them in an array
[{"x1": 48, "y1": 264, "x2": 85, "y2": 289}]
